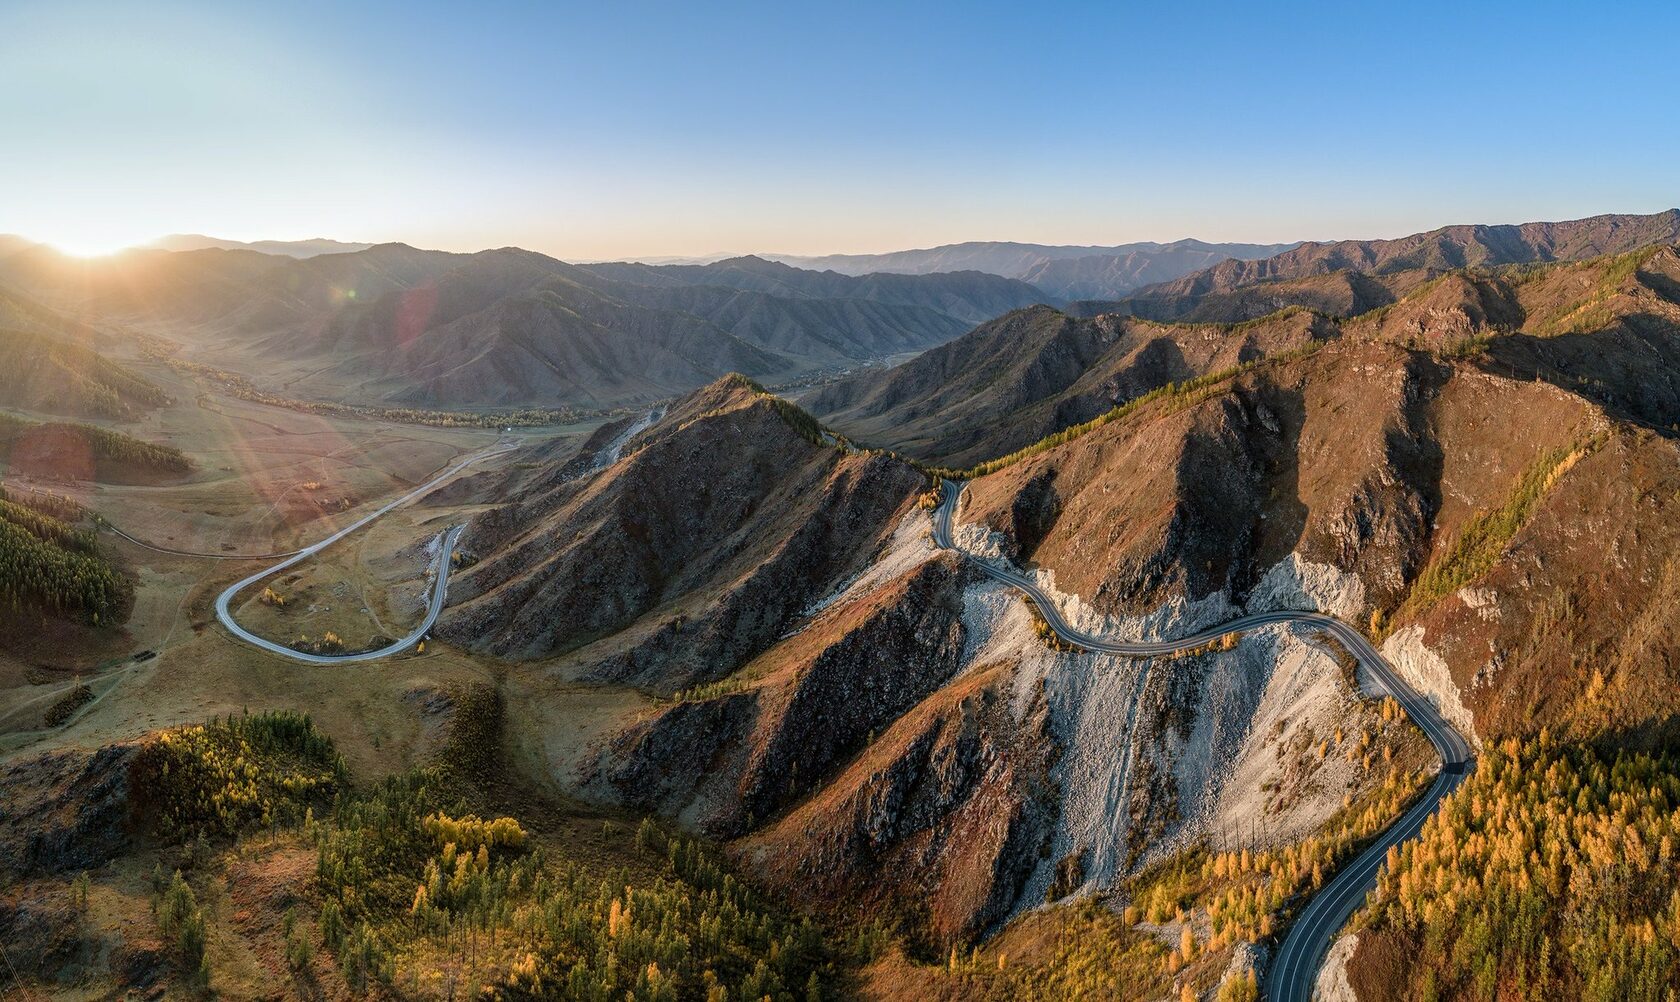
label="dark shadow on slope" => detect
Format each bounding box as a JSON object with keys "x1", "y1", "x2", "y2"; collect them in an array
[{"x1": 1480, "y1": 315, "x2": 1680, "y2": 435}]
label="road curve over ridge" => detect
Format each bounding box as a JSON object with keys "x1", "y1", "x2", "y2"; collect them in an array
[
  {"x1": 931, "y1": 480, "x2": 1474, "y2": 1001},
  {"x1": 214, "y1": 440, "x2": 517, "y2": 665}
]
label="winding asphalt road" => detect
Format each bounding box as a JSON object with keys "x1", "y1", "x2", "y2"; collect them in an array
[
  {"x1": 931, "y1": 480, "x2": 1473, "y2": 1000},
  {"x1": 213, "y1": 441, "x2": 515, "y2": 664}
]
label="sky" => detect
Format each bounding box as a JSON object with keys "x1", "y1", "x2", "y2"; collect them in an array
[{"x1": 3, "y1": 0, "x2": 1678, "y2": 260}]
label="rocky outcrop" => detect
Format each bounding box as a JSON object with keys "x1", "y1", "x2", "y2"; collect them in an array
[
  {"x1": 586, "y1": 554, "x2": 975, "y2": 836},
  {"x1": 0, "y1": 742, "x2": 138, "y2": 878},
  {"x1": 736, "y1": 663, "x2": 1056, "y2": 946}
]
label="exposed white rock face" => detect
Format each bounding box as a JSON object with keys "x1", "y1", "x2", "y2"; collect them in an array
[
  {"x1": 953, "y1": 520, "x2": 1012, "y2": 562},
  {"x1": 950, "y1": 521, "x2": 1240, "y2": 642},
  {"x1": 589, "y1": 406, "x2": 664, "y2": 471},
  {"x1": 1219, "y1": 941, "x2": 1267, "y2": 997},
  {"x1": 1035, "y1": 563, "x2": 1239, "y2": 642},
  {"x1": 1208, "y1": 631, "x2": 1364, "y2": 848},
  {"x1": 1456, "y1": 585, "x2": 1500, "y2": 621},
  {"x1": 936, "y1": 502, "x2": 1416, "y2": 917},
  {"x1": 800, "y1": 507, "x2": 936, "y2": 621},
  {"x1": 1248, "y1": 554, "x2": 1367, "y2": 621},
  {"x1": 1315, "y1": 933, "x2": 1361, "y2": 1002},
  {"x1": 1381, "y1": 625, "x2": 1478, "y2": 742}
]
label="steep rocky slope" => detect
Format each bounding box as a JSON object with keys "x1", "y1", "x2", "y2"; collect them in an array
[
  {"x1": 949, "y1": 319, "x2": 1680, "y2": 748},
  {"x1": 573, "y1": 479, "x2": 1422, "y2": 952},
  {"x1": 436, "y1": 376, "x2": 926, "y2": 687},
  {"x1": 816, "y1": 242, "x2": 1680, "y2": 468},
  {"x1": 298, "y1": 251, "x2": 788, "y2": 407},
  {"x1": 540, "y1": 245, "x2": 1680, "y2": 957}
]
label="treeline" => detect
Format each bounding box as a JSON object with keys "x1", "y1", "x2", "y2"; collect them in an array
[
  {"x1": 1360, "y1": 735, "x2": 1680, "y2": 1001},
  {"x1": 0, "y1": 412, "x2": 191, "y2": 473},
  {"x1": 0, "y1": 494, "x2": 95, "y2": 553},
  {"x1": 0, "y1": 327, "x2": 171, "y2": 418},
  {"x1": 0, "y1": 482, "x2": 88, "y2": 521}
]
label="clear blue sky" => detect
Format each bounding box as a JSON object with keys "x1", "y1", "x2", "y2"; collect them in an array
[{"x1": 3, "y1": 0, "x2": 1676, "y2": 259}]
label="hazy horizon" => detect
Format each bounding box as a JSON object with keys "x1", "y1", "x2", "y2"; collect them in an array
[{"x1": 6, "y1": 0, "x2": 1679, "y2": 260}]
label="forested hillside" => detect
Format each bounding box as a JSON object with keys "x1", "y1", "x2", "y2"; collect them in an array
[
  {"x1": 1348, "y1": 737, "x2": 1680, "y2": 1001},
  {"x1": 0, "y1": 486, "x2": 128, "y2": 623},
  {"x1": 0, "y1": 328, "x2": 169, "y2": 418},
  {"x1": 0, "y1": 412, "x2": 190, "y2": 479}
]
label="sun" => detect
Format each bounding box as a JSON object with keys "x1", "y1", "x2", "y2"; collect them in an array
[{"x1": 37, "y1": 225, "x2": 153, "y2": 259}]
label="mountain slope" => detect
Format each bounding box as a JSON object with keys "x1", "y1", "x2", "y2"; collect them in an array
[
  {"x1": 436, "y1": 376, "x2": 926, "y2": 682},
  {"x1": 0, "y1": 244, "x2": 1033, "y2": 410},
  {"x1": 817, "y1": 239, "x2": 1680, "y2": 466},
  {"x1": 0, "y1": 328, "x2": 169, "y2": 418},
  {"x1": 942, "y1": 250, "x2": 1680, "y2": 747},
  {"x1": 808, "y1": 304, "x2": 1335, "y2": 466},
  {"x1": 584, "y1": 254, "x2": 1046, "y2": 325}
]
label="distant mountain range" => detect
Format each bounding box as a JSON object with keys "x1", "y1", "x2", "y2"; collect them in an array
[
  {"x1": 0, "y1": 243, "x2": 1045, "y2": 410},
  {"x1": 1090, "y1": 209, "x2": 1680, "y2": 320},
  {"x1": 145, "y1": 234, "x2": 377, "y2": 258},
  {"x1": 770, "y1": 238, "x2": 1300, "y2": 300},
  {"x1": 6, "y1": 210, "x2": 1676, "y2": 414}
]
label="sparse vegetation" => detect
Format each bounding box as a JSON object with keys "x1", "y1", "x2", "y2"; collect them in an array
[
  {"x1": 290, "y1": 630, "x2": 347, "y2": 655},
  {"x1": 0, "y1": 327, "x2": 171, "y2": 418},
  {"x1": 312, "y1": 771, "x2": 834, "y2": 999},
  {"x1": 1394, "y1": 435, "x2": 1602, "y2": 623},
  {"x1": 669, "y1": 675, "x2": 754, "y2": 704},
  {"x1": 1114, "y1": 702, "x2": 1430, "y2": 984},
  {"x1": 156, "y1": 869, "x2": 211, "y2": 989},
  {"x1": 722, "y1": 372, "x2": 832, "y2": 447},
  {"x1": 1517, "y1": 245, "x2": 1667, "y2": 336},
  {"x1": 903, "y1": 897, "x2": 1170, "y2": 1000},
  {"x1": 932, "y1": 343, "x2": 1324, "y2": 480},
  {"x1": 1021, "y1": 595, "x2": 1081, "y2": 653},
  {"x1": 0, "y1": 481, "x2": 90, "y2": 524},
  {"x1": 0, "y1": 411, "x2": 191, "y2": 473}
]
